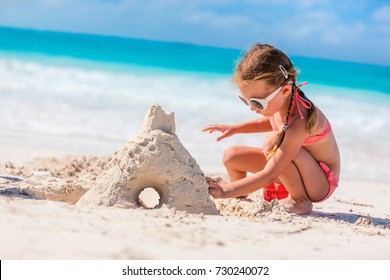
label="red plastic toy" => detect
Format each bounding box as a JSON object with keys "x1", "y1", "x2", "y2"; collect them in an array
[{"x1": 263, "y1": 183, "x2": 289, "y2": 202}]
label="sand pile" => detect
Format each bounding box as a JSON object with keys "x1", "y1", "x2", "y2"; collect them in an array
[
  {"x1": 1, "y1": 105, "x2": 218, "y2": 214},
  {"x1": 1, "y1": 156, "x2": 110, "y2": 204},
  {"x1": 77, "y1": 104, "x2": 218, "y2": 215}
]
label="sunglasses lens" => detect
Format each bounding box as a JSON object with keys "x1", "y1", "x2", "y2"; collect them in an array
[
  {"x1": 238, "y1": 95, "x2": 249, "y2": 105},
  {"x1": 249, "y1": 100, "x2": 264, "y2": 110}
]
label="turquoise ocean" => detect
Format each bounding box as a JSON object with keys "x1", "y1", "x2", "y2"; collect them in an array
[{"x1": 1, "y1": 27, "x2": 389, "y2": 183}]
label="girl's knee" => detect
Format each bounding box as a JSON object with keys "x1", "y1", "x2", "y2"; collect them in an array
[{"x1": 223, "y1": 146, "x2": 243, "y2": 165}]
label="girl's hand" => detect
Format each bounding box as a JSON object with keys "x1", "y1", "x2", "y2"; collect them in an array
[
  {"x1": 201, "y1": 124, "x2": 236, "y2": 141},
  {"x1": 206, "y1": 176, "x2": 225, "y2": 198}
]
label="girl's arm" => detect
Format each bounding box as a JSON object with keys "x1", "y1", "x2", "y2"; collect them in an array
[
  {"x1": 213, "y1": 119, "x2": 309, "y2": 198},
  {"x1": 202, "y1": 117, "x2": 273, "y2": 141}
]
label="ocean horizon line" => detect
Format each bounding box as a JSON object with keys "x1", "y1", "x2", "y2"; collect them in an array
[
  {"x1": 1, "y1": 25, "x2": 389, "y2": 69},
  {"x1": 0, "y1": 25, "x2": 389, "y2": 94}
]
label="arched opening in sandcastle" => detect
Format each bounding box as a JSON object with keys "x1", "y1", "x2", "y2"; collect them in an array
[{"x1": 138, "y1": 187, "x2": 161, "y2": 209}]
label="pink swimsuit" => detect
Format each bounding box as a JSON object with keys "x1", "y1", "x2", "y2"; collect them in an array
[
  {"x1": 269, "y1": 83, "x2": 339, "y2": 202},
  {"x1": 269, "y1": 116, "x2": 332, "y2": 147}
]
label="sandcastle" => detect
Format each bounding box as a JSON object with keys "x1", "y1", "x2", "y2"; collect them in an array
[{"x1": 77, "y1": 104, "x2": 218, "y2": 215}]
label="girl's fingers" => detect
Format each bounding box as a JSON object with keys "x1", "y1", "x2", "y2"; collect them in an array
[
  {"x1": 201, "y1": 125, "x2": 218, "y2": 131},
  {"x1": 208, "y1": 184, "x2": 222, "y2": 198},
  {"x1": 216, "y1": 131, "x2": 231, "y2": 141},
  {"x1": 202, "y1": 125, "x2": 226, "y2": 133},
  {"x1": 214, "y1": 177, "x2": 223, "y2": 182},
  {"x1": 206, "y1": 176, "x2": 216, "y2": 184},
  {"x1": 208, "y1": 185, "x2": 217, "y2": 194}
]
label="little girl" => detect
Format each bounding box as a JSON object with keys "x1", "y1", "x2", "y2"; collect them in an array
[{"x1": 202, "y1": 44, "x2": 340, "y2": 214}]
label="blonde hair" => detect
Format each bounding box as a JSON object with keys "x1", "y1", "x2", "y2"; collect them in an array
[{"x1": 234, "y1": 44, "x2": 317, "y2": 159}]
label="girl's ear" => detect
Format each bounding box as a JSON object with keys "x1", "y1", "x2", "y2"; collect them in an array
[{"x1": 281, "y1": 83, "x2": 293, "y2": 97}]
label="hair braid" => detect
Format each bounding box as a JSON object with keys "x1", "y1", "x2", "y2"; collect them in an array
[
  {"x1": 284, "y1": 85, "x2": 296, "y2": 125},
  {"x1": 266, "y1": 87, "x2": 295, "y2": 161}
]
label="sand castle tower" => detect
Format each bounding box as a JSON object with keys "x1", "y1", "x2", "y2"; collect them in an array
[{"x1": 77, "y1": 104, "x2": 218, "y2": 215}]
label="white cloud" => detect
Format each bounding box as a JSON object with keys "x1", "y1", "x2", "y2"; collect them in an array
[
  {"x1": 373, "y1": 5, "x2": 390, "y2": 22},
  {"x1": 185, "y1": 10, "x2": 253, "y2": 29},
  {"x1": 281, "y1": 8, "x2": 369, "y2": 46},
  {"x1": 296, "y1": 0, "x2": 330, "y2": 9},
  {"x1": 282, "y1": 10, "x2": 338, "y2": 39},
  {"x1": 320, "y1": 22, "x2": 366, "y2": 44},
  {"x1": 371, "y1": 5, "x2": 390, "y2": 49}
]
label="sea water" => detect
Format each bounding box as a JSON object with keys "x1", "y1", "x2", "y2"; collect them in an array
[{"x1": 1, "y1": 27, "x2": 389, "y2": 183}]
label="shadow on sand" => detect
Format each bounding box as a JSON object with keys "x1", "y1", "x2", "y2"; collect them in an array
[{"x1": 311, "y1": 210, "x2": 390, "y2": 228}]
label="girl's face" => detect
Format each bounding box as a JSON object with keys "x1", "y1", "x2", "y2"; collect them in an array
[{"x1": 237, "y1": 79, "x2": 291, "y2": 116}]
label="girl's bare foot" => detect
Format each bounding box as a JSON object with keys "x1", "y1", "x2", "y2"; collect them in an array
[{"x1": 279, "y1": 196, "x2": 313, "y2": 214}]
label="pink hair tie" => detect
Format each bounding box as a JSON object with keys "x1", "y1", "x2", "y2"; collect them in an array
[{"x1": 291, "y1": 82, "x2": 312, "y2": 120}]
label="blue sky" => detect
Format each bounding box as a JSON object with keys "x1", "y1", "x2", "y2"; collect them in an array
[{"x1": 0, "y1": 0, "x2": 389, "y2": 65}]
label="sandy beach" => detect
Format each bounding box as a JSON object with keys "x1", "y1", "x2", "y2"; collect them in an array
[{"x1": 1, "y1": 138, "x2": 389, "y2": 260}]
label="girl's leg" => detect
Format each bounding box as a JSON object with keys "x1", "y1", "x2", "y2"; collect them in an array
[
  {"x1": 223, "y1": 146, "x2": 267, "y2": 196},
  {"x1": 263, "y1": 132, "x2": 330, "y2": 214},
  {"x1": 277, "y1": 148, "x2": 330, "y2": 214},
  {"x1": 276, "y1": 162, "x2": 313, "y2": 214},
  {"x1": 223, "y1": 131, "x2": 279, "y2": 182},
  {"x1": 287, "y1": 147, "x2": 330, "y2": 200},
  {"x1": 222, "y1": 136, "x2": 330, "y2": 211}
]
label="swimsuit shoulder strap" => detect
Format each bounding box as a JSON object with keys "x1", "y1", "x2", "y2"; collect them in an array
[{"x1": 303, "y1": 121, "x2": 332, "y2": 146}]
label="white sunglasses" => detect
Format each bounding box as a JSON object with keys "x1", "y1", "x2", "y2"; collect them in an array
[
  {"x1": 238, "y1": 85, "x2": 283, "y2": 110},
  {"x1": 238, "y1": 65, "x2": 290, "y2": 110}
]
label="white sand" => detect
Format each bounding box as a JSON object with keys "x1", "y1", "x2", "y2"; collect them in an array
[{"x1": 1, "y1": 144, "x2": 389, "y2": 260}]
